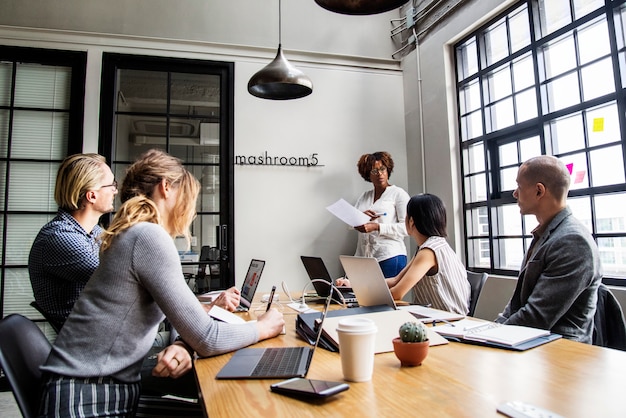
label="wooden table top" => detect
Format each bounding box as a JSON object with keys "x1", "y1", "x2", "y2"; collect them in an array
[{"x1": 194, "y1": 302, "x2": 626, "y2": 417}]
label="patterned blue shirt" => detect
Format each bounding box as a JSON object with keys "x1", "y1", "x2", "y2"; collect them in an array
[{"x1": 28, "y1": 209, "x2": 102, "y2": 330}]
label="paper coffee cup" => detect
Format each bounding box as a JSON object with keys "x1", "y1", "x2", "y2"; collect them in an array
[{"x1": 336, "y1": 317, "x2": 377, "y2": 382}]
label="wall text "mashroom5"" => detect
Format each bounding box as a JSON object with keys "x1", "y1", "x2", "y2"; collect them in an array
[{"x1": 235, "y1": 152, "x2": 322, "y2": 167}]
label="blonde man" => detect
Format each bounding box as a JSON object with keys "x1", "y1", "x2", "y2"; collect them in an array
[{"x1": 28, "y1": 153, "x2": 117, "y2": 330}]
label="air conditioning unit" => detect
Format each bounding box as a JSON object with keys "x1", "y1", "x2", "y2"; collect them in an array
[
  {"x1": 130, "y1": 119, "x2": 219, "y2": 146},
  {"x1": 133, "y1": 135, "x2": 201, "y2": 146}
]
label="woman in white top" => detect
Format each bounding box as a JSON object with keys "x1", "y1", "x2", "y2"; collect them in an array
[
  {"x1": 353, "y1": 151, "x2": 410, "y2": 277},
  {"x1": 340, "y1": 193, "x2": 470, "y2": 315}
]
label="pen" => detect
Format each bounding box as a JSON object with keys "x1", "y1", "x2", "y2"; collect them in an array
[
  {"x1": 432, "y1": 319, "x2": 456, "y2": 327},
  {"x1": 374, "y1": 212, "x2": 387, "y2": 216},
  {"x1": 266, "y1": 285, "x2": 276, "y2": 312}
]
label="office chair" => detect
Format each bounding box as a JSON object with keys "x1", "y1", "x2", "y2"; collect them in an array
[
  {"x1": 466, "y1": 270, "x2": 488, "y2": 317},
  {"x1": 593, "y1": 283, "x2": 626, "y2": 351},
  {"x1": 0, "y1": 314, "x2": 52, "y2": 418},
  {"x1": 30, "y1": 300, "x2": 62, "y2": 334}
]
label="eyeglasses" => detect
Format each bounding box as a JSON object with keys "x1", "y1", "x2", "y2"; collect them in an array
[
  {"x1": 370, "y1": 166, "x2": 387, "y2": 175},
  {"x1": 99, "y1": 180, "x2": 118, "y2": 190}
]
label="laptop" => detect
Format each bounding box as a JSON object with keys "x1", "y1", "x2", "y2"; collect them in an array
[
  {"x1": 300, "y1": 256, "x2": 358, "y2": 305},
  {"x1": 198, "y1": 259, "x2": 265, "y2": 312},
  {"x1": 339, "y1": 255, "x2": 397, "y2": 309},
  {"x1": 216, "y1": 292, "x2": 333, "y2": 379}
]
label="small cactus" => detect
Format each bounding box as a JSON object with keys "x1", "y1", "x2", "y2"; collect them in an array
[{"x1": 398, "y1": 321, "x2": 428, "y2": 343}]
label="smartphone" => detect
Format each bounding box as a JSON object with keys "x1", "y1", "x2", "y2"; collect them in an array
[{"x1": 270, "y1": 377, "x2": 349, "y2": 398}]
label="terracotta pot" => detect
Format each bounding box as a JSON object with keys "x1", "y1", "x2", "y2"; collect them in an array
[{"x1": 392, "y1": 338, "x2": 429, "y2": 367}]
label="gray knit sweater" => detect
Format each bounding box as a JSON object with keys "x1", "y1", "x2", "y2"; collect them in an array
[{"x1": 41, "y1": 222, "x2": 259, "y2": 383}]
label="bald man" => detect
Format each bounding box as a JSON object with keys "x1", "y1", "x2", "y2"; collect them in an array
[{"x1": 496, "y1": 155, "x2": 602, "y2": 343}]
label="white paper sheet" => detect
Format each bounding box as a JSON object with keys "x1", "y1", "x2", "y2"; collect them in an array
[
  {"x1": 326, "y1": 198, "x2": 370, "y2": 227},
  {"x1": 207, "y1": 305, "x2": 246, "y2": 324}
]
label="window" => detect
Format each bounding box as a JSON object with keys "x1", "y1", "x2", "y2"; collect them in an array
[
  {"x1": 0, "y1": 46, "x2": 86, "y2": 326},
  {"x1": 456, "y1": 0, "x2": 626, "y2": 282}
]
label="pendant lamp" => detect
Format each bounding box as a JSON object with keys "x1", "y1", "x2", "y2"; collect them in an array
[
  {"x1": 314, "y1": 0, "x2": 409, "y2": 15},
  {"x1": 247, "y1": 0, "x2": 313, "y2": 100}
]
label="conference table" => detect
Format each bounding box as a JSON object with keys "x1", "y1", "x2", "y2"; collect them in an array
[{"x1": 194, "y1": 301, "x2": 626, "y2": 417}]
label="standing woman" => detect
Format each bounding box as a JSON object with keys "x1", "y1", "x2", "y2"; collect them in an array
[
  {"x1": 39, "y1": 149, "x2": 284, "y2": 417},
  {"x1": 353, "y1": 151, "x2": 410, "y2": 277}
]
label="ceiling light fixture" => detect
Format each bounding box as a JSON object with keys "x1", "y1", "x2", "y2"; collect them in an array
[
  {"x1": 314, "y1": 0, "x2": 409, "y2": 15},
  {"x1": 247, "y1": 0, "x2": 313, "y2": 100}
]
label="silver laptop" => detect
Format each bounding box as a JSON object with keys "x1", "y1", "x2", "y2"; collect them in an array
[
  {"x1": 236, "y1": 259, "x2": 265, "y2": 312},
  {"x1": 339, "y1": 255, "x2": 397, "y2": 309},
  {"x1": 216, "y1": 292, "x2": 333, "y2": 379}
]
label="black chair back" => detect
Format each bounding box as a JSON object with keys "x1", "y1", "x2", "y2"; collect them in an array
[
  {"x1": 0, "y1": 314, "x2": 52, "y2": 418},
  {"x1": 466, "y1": 271, "x2": 488, "y2": 317},
  {"x1": 593, "y1": 283, "x2": 626, "y2": 351},
  {"x1": 30, "y1": 300, "x2": 62, "y2": 334}
]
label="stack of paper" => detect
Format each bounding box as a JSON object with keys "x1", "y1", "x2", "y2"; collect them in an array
[{"x1": 398, "y1": 305, "x2": 465, "y2": 323}]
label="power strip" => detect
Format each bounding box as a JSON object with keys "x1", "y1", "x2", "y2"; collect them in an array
[{"x1": 287, "y1": 302, "x2": 316, "y2": 313}]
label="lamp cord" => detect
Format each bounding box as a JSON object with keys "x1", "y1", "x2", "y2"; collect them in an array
[
  {"x1": 278, "y1": 0, "x2": 282, "y2": 45},
  {"x1": 301, "y1": 279, "x2": 346, "y2": 309},
  {"x1": 282, "y1": 279, "x2": 346, "y2": 310}
]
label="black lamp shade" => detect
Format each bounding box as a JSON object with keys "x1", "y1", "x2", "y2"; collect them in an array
[
  {"x1": 314, "y1": 0, "x2": 408, "y2": 15},
  {"x1": 247, "y1": 45, "x2": 313, "y2": 100}
]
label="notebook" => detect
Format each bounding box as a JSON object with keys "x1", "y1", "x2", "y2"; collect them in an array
[
  {"x1": 339, "y1": 255, "x2": 397, "y2": 309},
  {"x1": 216, "y1": 292, "x2": 333, "y2": 379},
  {"x1": 300, "y1": 256, "x2": 357, "y2": 305},
  {"x1": 198, "y1": 259, "x2": 265, "y2": 312},
  {"x1": 430, "y1": 318, "x2": 561, "y2": 351}
]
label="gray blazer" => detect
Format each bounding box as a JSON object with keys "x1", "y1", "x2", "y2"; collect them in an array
[{"x1": 497, "y1": 207, "x2": 602, "y2": 343}]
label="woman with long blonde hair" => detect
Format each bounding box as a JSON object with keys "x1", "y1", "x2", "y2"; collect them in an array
[{"x1": 39, "y1": 149, "x2": 285, "y2": 417}]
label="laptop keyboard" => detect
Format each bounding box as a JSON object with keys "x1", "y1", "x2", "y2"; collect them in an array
[{"x1": 251, "y1": 347, "x2": 304, "y2": 377}]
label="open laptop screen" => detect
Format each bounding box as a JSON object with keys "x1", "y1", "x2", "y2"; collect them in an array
[{"x1": 240, "y1": 259, "x2": 265, "y2": 307}]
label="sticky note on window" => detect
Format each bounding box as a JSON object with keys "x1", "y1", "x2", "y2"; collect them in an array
[
  {"x1": 574, "y1": 170, "x2": 586, "y2": 184},
  {"x1": 593, "y1": 117, "x2": 604, "y2": 132},
  {"x1": 566, "y1": 163, "x2": 573, "y2": 175}
]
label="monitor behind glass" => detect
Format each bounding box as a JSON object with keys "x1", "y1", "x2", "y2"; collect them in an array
[{"x1": 241, "y1": 259, "x2": 265, "y2": 304}]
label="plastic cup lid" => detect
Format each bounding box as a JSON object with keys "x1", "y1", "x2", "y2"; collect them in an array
[{"x1": 336, "y1": 317, "x2": 377, "y2": 333}]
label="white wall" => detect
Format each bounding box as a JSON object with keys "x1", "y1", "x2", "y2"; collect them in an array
[
  {"x1": 401, "y1": 0, "x2": 516, "y2": 255},
  {"x1": 0, "y1": 0, "x2": 406, "y2": 295},
  {"x1": 235, "y1": 62, "x2": 406, "y2": 290}
]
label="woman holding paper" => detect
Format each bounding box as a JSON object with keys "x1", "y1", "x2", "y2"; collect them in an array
[
  {"x1": 339, "y1": 193, "x2": 470, "y2": 315},
  {"x1": 352, "y1": 151, "x2": 410, "y2": 277}
]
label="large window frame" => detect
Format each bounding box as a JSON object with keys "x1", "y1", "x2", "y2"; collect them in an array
[
  {"x1": 0, "y1": 45, "x2": 86, "y2": 325},
  {"x1": 456, "y1": 0, "x2": 626, "y2": 284}
]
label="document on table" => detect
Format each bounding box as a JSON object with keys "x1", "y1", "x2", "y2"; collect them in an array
[
  {"x1": 431, "y1": 318, "x2": 550, "y2": 347},
  {"x1": 197, "y1": 290, "x2": 224, "y2": 302},
  {"x1": 399, "y1": 305, "x2": 466, "y2": 323},
  {"x1": 207, "y1": 305, "x2": 246, "y2": 324},
  {"x1": 321, "y1": 309, "x2": 448, "y2": 353},
  {"x1": 326, "y1": 198, "x2": 370, "y2": 227}
]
